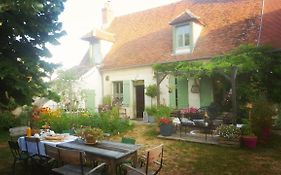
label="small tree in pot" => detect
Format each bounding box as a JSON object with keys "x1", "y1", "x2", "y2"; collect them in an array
[{"x1": 145, "y1": 84, "x2": 158, "y2": 106}]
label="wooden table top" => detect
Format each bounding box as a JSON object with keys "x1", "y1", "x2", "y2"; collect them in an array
[{"x1": 57, "y1": 140, "x2": 140, "y2": 159}]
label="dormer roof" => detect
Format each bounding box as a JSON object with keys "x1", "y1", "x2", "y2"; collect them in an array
[
  {"x1": 169, "y1": 10, "x2": 204, "y2": 26},
  {"x1": 82, "y1": 28, "x2": 115, "y2": 42}
]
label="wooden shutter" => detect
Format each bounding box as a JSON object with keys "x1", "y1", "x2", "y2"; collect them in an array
[
  {"x1": 200, "y1": 77, "x2": 214, "y2": 107},
  {"x1": 123, "y1": 81, "x2": 130, "y2": 107},
  {"x1": 84, "y1": 90, "x2": 95, "y2": 112},
  {"x1": 177, "y1": 77, "x2": 188, "y2": 108},
  {"x1": 169, "y1": 76, "x2": 176, "y2": 108}
]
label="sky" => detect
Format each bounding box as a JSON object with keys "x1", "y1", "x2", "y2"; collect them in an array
[{"x1": 46, "y1": 0, "x2": 180, "y2": 70}]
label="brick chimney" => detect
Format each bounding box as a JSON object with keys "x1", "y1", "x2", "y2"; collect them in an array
[{"x1": 102, "y1": 1, "x2": 113, "y2": 28}]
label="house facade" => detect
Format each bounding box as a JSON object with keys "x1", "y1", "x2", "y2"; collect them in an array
[{"x1": 76, "y1": 0, "x2": 281, "y2": 118}]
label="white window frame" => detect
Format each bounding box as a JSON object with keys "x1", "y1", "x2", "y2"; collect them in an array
[
  {"x1": 174, "y1": 23, "x2": 191, "y2": 54},
  {"x1": 113, "y1": 81, "x2": 123, "y2": 101}
]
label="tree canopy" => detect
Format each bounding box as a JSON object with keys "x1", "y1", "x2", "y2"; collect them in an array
[{"x1": 0, "y1": 0, "x2": 66, "y2": 110}]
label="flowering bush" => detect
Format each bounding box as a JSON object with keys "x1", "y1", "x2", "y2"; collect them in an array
[
  {"x1": 159, "y1": 117, "x2": 172, "y2": 125},
  {"x1": 180, "y1": 107, "x2": 198, "y2": 115},
  {"x1": 216, "y1": 124, "x2": 241, "y2": 140}
]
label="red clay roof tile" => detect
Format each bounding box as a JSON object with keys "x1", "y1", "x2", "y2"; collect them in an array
[
  {"x1": 100, "y1": 0, "x2": 262, "y2": 70},
  {"x1": 259, "y1": 0, "x2": 281, "y2": 49}
]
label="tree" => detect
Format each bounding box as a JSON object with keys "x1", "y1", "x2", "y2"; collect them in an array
[
  {"x1": 0, "y1": 0, "x2": 66, "y2": 110},
  {"x1": 145, "y1": 84, "x2": 158, "y2": 106}
]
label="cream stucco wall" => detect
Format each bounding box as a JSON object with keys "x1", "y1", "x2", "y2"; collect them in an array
[
  {"x1": 78, "y1": 67, "x2": 103, "y2": 111},
  {"x1": 103, "y1": 66, "x2": 171, "y2": 118}
]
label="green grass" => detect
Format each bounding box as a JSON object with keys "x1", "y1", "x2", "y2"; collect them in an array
[{"x1": 1, "y1": 125, "x2": 281, "y2": 175}]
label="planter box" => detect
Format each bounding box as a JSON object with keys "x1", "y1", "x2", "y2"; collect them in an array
[
  {"x1": 242, "y1": 136, "x2": 257, "y2": 149},
  {"x1": 160, "y1": 124, "x2": 174, "y2": 136}
]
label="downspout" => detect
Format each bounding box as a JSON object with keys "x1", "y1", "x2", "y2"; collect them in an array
[{"x1": 257, "y1": 0, "x2": 265, "y2": 46}]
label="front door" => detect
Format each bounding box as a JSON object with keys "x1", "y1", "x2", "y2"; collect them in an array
[{"x1": 135, "y1": 85, "x2": 145, "y2": 118}]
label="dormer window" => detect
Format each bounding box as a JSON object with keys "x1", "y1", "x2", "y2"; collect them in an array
[
  {"x1": 175, "y1": 24, "x2": 191, "y2": 54},
  {"x1": 170, "y1": 10, "x2": 204, "y2": 55}
]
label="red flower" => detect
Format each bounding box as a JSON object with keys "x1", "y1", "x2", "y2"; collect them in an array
[
  {"x1": 159, "y1": 117, "x2": 172, "y2": 125},
  {"x1": 180, "y1": 107, "x2": 199, "y2": 114}
]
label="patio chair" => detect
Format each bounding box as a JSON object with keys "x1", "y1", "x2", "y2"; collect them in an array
[
  {"x1": 121, "y1": 144, "x2": 164, "y2": 175},
  {"x1": 121, "y1": 137, "x2": 136, "y2": 145},
  {"x1": 52, "y1": 147, "x2": 106, "y2": 175},
  {"x1": 8, "y1": 140, "x2": 30, "y2": 175},
  {"x1": 24, "y1": 137, "x2": 49, "y2": 170},
  {"x1": 44, "y1": 144, "x2": 60, "y2": 173}
]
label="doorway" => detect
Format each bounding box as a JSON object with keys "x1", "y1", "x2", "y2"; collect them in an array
[{"x1": 135, "y1": 84, "x2": 145, "y2": 118}]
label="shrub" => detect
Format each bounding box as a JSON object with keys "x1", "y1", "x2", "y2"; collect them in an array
[
  {"x1": 216, "y1": 124, "x2": 241, "y2": 140},
  {"x1": 250, "y1": 99, "x2": 275, "y2": 136},
  {"x1": 34, "y1": 109, "x2": 133, "y2": 135}
]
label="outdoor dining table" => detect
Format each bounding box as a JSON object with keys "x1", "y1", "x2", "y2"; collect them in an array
[
  {"x1": 56, "y1": 140, "x2": 140, "y2": 175},
  {"x1": 18, "y1": 135, "x2": 77, "y2": 156}
]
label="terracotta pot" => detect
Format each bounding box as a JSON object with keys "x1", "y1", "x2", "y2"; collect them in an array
[{"x1": 242, "y1": 135, "x2": 257, "y2": 149}]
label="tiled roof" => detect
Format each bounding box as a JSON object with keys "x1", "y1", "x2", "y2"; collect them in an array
[
  {"x1": 169, "y1": 10, "x2": 204, "y2": 25},
  {"x1": 82, "y1": 28, "x2": 115, "y2": 42},
  {"x1": 259, "y1": 0, "x2": 281, "y2": 49},
  {"x1": 102, "y1": 0, "x2": 262, "y2": 70}
]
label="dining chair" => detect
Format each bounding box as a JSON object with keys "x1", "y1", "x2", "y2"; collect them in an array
[
  {"x1": 24, "y1": 136, "x2": 49, "y2": 172},
  {"x1": 8, "y1": 140, "x2": 30, "y2": 175},
  {"x1": 52, "y1": 147, "x2": 106, "y2": 175},
  {"x1": 44, "y1": 144, "x2": 60, "y2": 173},
  {"x1": 121, "y1": 144, "x2": 164, "y2": 175}
]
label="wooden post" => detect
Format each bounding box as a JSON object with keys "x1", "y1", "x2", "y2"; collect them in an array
[
  {"x1": 155, "y1": 71, "x2": 167, "y2": 107},
  {"x1": 231, "y1": 67, "x2": 238, "y2": 123}
]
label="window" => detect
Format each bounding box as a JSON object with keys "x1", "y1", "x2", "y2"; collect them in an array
[
  {"x1": 113, "y1": 81, "x2": 123, "y2": 101},
  {"x1": 174, "y1": 24, "x2": 191, "y2": 54}
]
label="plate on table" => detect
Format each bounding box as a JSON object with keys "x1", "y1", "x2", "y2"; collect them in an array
[{"x1": 44, "y1": 135, "x2": 64, "y2": 141}]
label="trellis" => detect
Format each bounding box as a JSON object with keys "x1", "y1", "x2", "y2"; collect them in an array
[{"x1": 154, "y1": 66, "x2": 238, "y2": 120}]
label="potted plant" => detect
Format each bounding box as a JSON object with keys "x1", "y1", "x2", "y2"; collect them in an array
[
  {"x1": 241, "y1": 124, "x2": 257, "y2": 149},
  {"x1": 159, "y1": 117, "x2": 174, "y2": 136},
  {"x1": 76, "y1": 127, "x2": 104, "y2": 144},
  {"x1": 145, "y1": 84, "x2": 158, "y2": 106},
  {"x1": 145, "y1": 106, "x2": 157, "y2": 123},
  {"x1": 250, "y1": 99, "x2": 275, "y2": 143},
  {"x1": 216, "y1": 124, "x2": 241, "y2": 146}
]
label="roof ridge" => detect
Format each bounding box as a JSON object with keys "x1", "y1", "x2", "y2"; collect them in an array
[{"x1": 114, "y1": 0, "x2": 182, "y2": 18}]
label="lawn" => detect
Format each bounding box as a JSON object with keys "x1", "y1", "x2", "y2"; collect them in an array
[{"x1": 1, "y1": 124, "x2": 281, "y2": 175}]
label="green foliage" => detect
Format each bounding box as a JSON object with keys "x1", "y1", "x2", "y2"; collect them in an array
[
  {"x1": 145, "y1": 84, "x2": 158, "y2": 98},
  {"x1": 216, "y1": 124, "x2": 241, "y2": 140},
  {"x1": 241, "y1": 124, "x2": 255, "y2": 136},
  {"x1": 145, "y1": 105, "x2": 158, "y2": 116},
  {"x1": 274, "y1": 105, "x2": 281, "y2": 129},
  {"x1": 250, "y1": 99, "x2": 275, "y2": 136},
  {"x1": 0, "y1": 0, "x2": 66, "y2": 110},
  {"x1": 0, "y1": 111, "x2": 17, "y2": 130},
  {"x1": 155, "y1": 105, "x2": 173, "y2": 117},
  {"x1": 145, "y1": 105, "x2": 172, "y2": 123},
  {"x1": 153, "y1": 44, "x2": 281, "y2": 116},
  {"x1": 102, "y1": 95, "x2": 112, "y2": 105}
]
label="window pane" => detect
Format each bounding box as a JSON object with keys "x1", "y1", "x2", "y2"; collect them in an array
[
  {"x1": 184, "y1": 33, "x2": 190, "y2": 46},
  {"x1": 177, "y1": 35, "x2": 183, "y2": 47},
  {"x1": 120, "y1": 82, "x2": 123, "y2": 93},
  {"x1": 175, "y1": 24, "x2": 190, "y2": 49}
]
